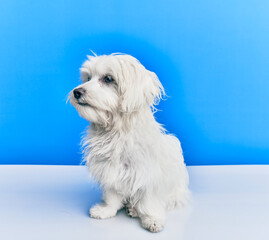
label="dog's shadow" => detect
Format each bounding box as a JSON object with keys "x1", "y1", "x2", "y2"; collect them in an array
[{"x1": 76, "y1": 181, "x2": 103, "y2": 217}]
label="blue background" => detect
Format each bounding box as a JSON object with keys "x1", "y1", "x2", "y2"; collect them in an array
[{"x1": 0, "y1": 0, "x2": 269, "y2": 165}]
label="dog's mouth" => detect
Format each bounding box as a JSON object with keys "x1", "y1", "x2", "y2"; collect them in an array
[
  {"x1": 69, "y1": 94, "x2": 94, "y2": 109},
  {"x1": 77, "y1": 101, "x2": 91, "y2": 107}
]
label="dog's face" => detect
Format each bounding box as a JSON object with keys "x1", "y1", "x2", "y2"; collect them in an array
[{"x1": 70, "y1": 54, "x2": 164, "y2": 126}]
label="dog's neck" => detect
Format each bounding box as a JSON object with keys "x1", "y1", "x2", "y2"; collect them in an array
[{"x1": 90, "y1": 106, "x2": 159, "y2": 134}]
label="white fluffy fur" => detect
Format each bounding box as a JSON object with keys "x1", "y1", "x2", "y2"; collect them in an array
[{"x1": 69, "y1": 53, "x2": 190, "y2": 232}]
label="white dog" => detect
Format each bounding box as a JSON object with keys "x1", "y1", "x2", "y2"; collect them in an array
[{"x1": 69, "y1": 53, "x2": 189, "y2": 232}]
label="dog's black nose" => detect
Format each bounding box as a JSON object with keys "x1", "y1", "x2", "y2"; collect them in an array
[{"x1": 73, "y1": 88, "x2": 85, "y2": 99}]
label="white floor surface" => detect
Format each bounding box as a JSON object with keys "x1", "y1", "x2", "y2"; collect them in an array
[{"x1": 0, "y1": 165, "x2": 268, "y2": 240}]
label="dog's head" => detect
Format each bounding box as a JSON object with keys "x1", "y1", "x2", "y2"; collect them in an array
[{"x1": 69, "y1": 54, "x2": 164, "y2": 126}]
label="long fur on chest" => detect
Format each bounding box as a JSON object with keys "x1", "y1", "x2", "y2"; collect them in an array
[{"x1": 82, "y1": 110, "x2": 166, "y2": 197}]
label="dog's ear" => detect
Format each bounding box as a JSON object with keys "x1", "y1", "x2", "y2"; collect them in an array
[{"x1": 118, "y1": 56, "x2": 165, "y2": 113}]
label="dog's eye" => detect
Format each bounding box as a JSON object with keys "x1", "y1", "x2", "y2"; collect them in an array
[
  {"x1": 103, "y1": 75, "x2": 114, "y2": 84},
  {"x1": 87, "y1": 76, "x2": 91, "y2": 81}
]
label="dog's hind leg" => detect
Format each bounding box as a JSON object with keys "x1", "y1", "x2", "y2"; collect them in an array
[
  {"x1": 166, "y1": 187, "x2": 191, "y2": 210},
  {"x1": 90, "y1": 188, "x2": 123, "y2": 219},
  {"x1": 125, "y1": 203, "x2": 138, "y2": 218}
]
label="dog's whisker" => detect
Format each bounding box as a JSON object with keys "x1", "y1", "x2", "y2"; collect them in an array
[{"x1": 65, "y1": 91, "x2": 72, "y2": 104}]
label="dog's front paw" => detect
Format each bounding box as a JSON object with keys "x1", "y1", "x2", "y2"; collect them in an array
[
  {"x1": 141, "y1": 216, "x2": 164, "y2": 233},
  {"x1": 89, "y1": 204, "x2": 117, "y2": 219}
]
